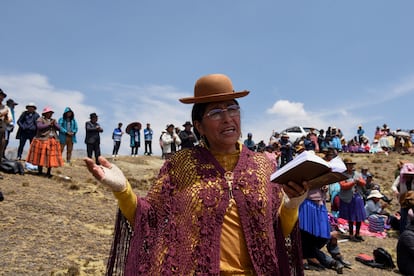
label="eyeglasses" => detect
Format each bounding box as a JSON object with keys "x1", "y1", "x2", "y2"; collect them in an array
[{"x1": 204, "y1": 104, "x2": 240, "y2": 121}]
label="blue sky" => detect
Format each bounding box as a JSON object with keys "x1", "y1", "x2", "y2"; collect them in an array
[{"x1": 1, "y1": 1, "x2": 413, "y2": 156}]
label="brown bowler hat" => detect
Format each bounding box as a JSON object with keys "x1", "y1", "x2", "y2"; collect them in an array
[{"x1": 179, "y1": 74, "x2": 249, "y2": 104}]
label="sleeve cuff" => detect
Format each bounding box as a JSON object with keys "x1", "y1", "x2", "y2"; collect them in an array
[{"x1": 113, "y1": 181, "x2": 137, "y2": 225}]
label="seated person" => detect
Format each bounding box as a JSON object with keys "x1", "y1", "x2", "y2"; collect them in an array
[
  {"x1": 397, "y1": 218, "x2": 414, "y2": 275},
  {"x1": 364, "y1": 190, "x2": 389, "y2": 218}
]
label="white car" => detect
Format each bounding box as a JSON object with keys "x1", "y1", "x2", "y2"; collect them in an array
[{"x1": 279, "y1": 126, "x2": 320, "y2": 143}]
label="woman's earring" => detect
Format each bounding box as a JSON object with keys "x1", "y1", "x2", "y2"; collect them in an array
[{"x1": 199, "y1": 135, "x2": 207, "y2": 148}]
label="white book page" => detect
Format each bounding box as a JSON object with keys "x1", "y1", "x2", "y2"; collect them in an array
[{"x1": 328, "y1": 156, "x2": 347, "y2": 173}]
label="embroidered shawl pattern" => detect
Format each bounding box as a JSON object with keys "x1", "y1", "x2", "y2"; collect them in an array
[{"x1": 107, "y1": 145, "x2": 303, "y2": 275}]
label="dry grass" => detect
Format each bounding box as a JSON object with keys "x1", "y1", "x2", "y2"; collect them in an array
[{"x1": 0, "y1": 152, "x2": 413, "y2": 275}]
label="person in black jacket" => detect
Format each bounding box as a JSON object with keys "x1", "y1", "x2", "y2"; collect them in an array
[
  {"x1": 16, "y1": 103, "x2": 40, "y2": 160},
  {"x1": 179, "y1": 121, "x2": 197, "y2": 149},
  {"x1": 397, "y1": 218, "x2": 414, "y2": 275},
  {"x1": 85, "y1": 113, "x2": 103, "y2": 165}
]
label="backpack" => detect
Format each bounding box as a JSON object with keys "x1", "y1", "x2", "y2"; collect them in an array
[
  {"x1": 355, "y1": 248, "x2": 395, "y2": 270},
  {"x1": 355, "y1": 253, "x2": 383, "y2": 268},
  {"x1": 0, "y1": 160, "x2": 25, "y2": 175},
  {"x1": 373, "y1": 247, "x2": 395, "y2": 269}
]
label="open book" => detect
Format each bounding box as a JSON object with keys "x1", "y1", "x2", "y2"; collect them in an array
[{"x1": 271, "y1": 151, "x2": 347, "y2": 189}]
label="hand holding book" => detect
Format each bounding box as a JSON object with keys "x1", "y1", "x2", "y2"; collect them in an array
[{"x1": 271, "y1": 151, "x2": 347, "y2": 190}]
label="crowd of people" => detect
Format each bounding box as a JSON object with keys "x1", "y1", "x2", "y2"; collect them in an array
[
  {"x1": 242, "y1": 130, "x2": 414, "y2": 274},
  {"x1": 1, "y1": 74, "x2": 414, "y2": 275}
]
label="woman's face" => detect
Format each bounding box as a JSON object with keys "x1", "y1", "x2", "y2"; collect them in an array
[
  {"x1": 194, "y1": 100, "x2": 241, "y2": 153},
  {"x1": 44, "y1": 112, "x2": 53, "y2": 119}
]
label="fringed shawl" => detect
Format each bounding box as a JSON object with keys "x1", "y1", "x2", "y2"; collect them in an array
[{"x1": 106, "y1": 145, "x2": 303, "y2": 275}]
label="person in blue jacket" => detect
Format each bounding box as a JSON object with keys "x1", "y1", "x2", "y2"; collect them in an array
[
  {"x1": 129, "y1": 124, "x2": 141, "y2": 157},
  {"x1": 58, "y1": 107, "x2": 78, "y2": 164}
]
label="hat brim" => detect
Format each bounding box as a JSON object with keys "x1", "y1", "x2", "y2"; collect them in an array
[
  {"x1": 367, "y1": 195, "x2": 383, "y2": 199},
  {"x1": 126, "y1": 122, "x2": 142, "y2": 133},
  {"x1": 179, "y1": 90, "x2": 249, "y2": 104}
]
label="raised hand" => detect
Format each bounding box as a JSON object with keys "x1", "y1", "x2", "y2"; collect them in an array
[{"x1": 84, "y1": 156, "x2": 127, "y2": 192}]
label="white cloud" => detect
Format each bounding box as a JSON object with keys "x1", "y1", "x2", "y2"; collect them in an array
[
  {"x1": 3, "y1": 72, "x2": 413, "y2": 160},
  {"x1": 267, "y1": 100, "x2": 307, "y2": 117}
]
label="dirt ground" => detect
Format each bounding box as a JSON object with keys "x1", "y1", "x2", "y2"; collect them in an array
[{"x1": 0, "y1": 151, "x2": 413, "y2": 275}]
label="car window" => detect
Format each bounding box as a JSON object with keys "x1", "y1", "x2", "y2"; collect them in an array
[{"x1": 289, "y1": 127, "x2": 301, "y2": 133}]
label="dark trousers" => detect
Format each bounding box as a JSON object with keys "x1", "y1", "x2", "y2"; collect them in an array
[
  {"x1": 145, "y1": 140, "x2": 152, "y2": 154},
  {"x1": 0, "y1": 129, "x2": 5, "y2": 161},
  {"x1": 131, "y1": 145, "x2": 139, "y2": 155},
  {"x1": 17, "y1": 130, "x2": 36, "y2": 158},
  {"x1": 87, "y1": 142, "x2": 101, "y2": 164},
  {"x1": 112, "y1": 141, "x2": 121, "y2": 155}
]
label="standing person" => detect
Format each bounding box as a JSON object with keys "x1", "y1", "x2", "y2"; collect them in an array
[
  {"x1": 338, "y1": 158, "x2": 367, "y2": 242},
  {"x1": 143, "y1": 123, "x2": 153, "y2": 156},
  {"x1": 85, "y1": 113, "x2": 103, "y2": 165},
  {"x1": 357, "y1": 125, "x2": 365, "y2": 144},
  {"x1": 161, "y1": 124, "x2": 181, "y2": 159},
  {"x1": 85, "y1": 73, "x2": 308, "y2": 275},
  {"x1": 16, "y1": 103, "x2": 40, "y2": 160},
  {"x1": 309, "y1": 128, "x2": 319, "y2": 153},
  {"x1": 26, "y1": 107, "x2": 63, "y2": 177},
  {"x1": 279, "y1": 133, "x2": 293, "y2": 167},
  {"x1": 0, "y1": 89, "x2": 13, "y2": 161},
  {"x1": 391, "y1": 162, "x2": 414, "y2": 233},
  {"x1": 4, "y1": 98, "x2": 18, "y2": 159},
  {"x1": 112, "y1": 122, "x2": 123, "y2": 158},
  {"x1": 317, "y1": 129, "x2": 327, "y2": 151},
  {"x1": 243, "y1": 132, "x2": 256, "y2": 151},
  {"x1": 129, "y1": 124, "x2": 140, "y2": 157},
  {"x1": 179, "y1": 121, "x2": 197, "y2": 149},
  {"x1": 58, "y1": 107, "x2": 78, "y2": 165}
]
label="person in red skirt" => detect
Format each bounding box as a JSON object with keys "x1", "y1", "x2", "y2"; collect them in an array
[{"x1": 26, "y1": 106, "x2": 63, "y2": 178}]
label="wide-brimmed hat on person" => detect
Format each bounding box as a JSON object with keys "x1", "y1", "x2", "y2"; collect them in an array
[
  {"x1": 6, "y1": 99, "x2": 18, "y2": 106},
  {"x1": 179, "y1": 74, "x2": 249, "y2": 104},
  {"x1": 182, "y1": 121, "x2": 193, "y2": 127},
  {"x1": 90, "y1": 113, "x2": 98, "y2": 119},
  {"x1": 26, "y1": 102, "x2": 37, "y2": 110},
  {"x1": 42, "y1": 106, "x2": 54, "y2": 115},
  {"x1": 367, "y1": 190, "x2": 384, "y2": 200},
  {"x1": 126, "y1": 122, "x2": 142, "y2": 133}
]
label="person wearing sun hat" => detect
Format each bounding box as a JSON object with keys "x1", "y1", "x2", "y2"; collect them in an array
[
  {"x1": 26, "y1": 106, "x2": 63, "y2": 177},
  {"x1": 338, "y1": 157, "x2": 367, "y2": 242},
  {"x1": 84, "y1": 73, "x2": 308, "y2": 275},
  {"x1": 365, "y1": 190, "x2": 386, "y2": 217},
  {"x1": 364, "y1": 189, "x2": 389, "y2": 233},
  {"x1": 178, "y1": 121, "x2": 197, "y2": 149},
  {"x1": 160, "y1": 123, "x2": 181, "y2": 159},
  {"x1": 16, "y1": 102, "x2": 40, "y2": 160},
  {"x1": 392, "y1": 162, "x2": 414, "y2": 233}
]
